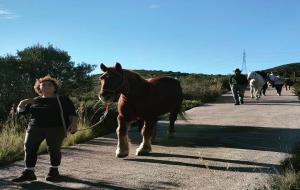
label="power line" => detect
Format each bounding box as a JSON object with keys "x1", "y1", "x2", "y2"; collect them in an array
[{"x1": 241, "y1": 49, "x2": 247, "y2": 74}]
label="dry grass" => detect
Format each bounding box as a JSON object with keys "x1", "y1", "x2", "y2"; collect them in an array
[
  {"x1": 0, "y1": 124, "x2": 25, "y2": 166},
  {"x1": 63, "y1": 121, "x2": 94, "y2": 147},
  {"x1": 264, "y1": 169, "x2": 300, "y2": 190},
  {"x1": 0, "y1": 120, "x2": 94, "y2": 166}
]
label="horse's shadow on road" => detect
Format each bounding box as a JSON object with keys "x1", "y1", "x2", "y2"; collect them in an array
[
  {"x1": 150, "y1": 123, "x2": 300, "y2": 153},
  {"x1": 126, "y1": 123, "x2": 300, "y2": 174},
  {"x1": 125, "y1": 155, "x2": 279, "y2": 174}
]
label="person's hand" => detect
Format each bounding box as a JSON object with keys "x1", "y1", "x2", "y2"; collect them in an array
[
  {"x1": 67, "y1": 124, "x2": 77, "y2": 134},
  {"x1": 17, "y1": 98, "x2": 34, "y2": 111},
  {"x1": 67, "y1": 116, "x2": 78, "y2": 134},
  {"x1": 19, "y1": 98, "x2": 34, "y2": 106}
]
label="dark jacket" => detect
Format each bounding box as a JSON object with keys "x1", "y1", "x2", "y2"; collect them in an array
[
  {"x1": 229, "y1": 74, "x2": 248, "y2": 86},
  {"x1": 19, "y1": 95, "x2": 76, "y2": 128}
]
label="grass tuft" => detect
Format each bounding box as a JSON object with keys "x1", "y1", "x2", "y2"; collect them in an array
[{"x1": 0, "y1": 125, "x2": 25, "y2": 166}]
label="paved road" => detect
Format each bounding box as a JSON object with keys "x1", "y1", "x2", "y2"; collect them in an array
[{"x1": 1, "y1": 88, "x2": 300, "y2": 189}]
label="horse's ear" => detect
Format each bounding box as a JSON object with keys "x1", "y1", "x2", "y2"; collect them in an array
[
  {"x1": 115, "y1": 62, "x2": 122, "y2": 72},
  {"x1": 100, "y1": 63, "x2": 108, "y2": 72}
]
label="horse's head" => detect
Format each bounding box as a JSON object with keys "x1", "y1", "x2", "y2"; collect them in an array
[
  {"x1": 248, "y1": 71, "x2": 267, "y2": 81},
  {"x1": 99, "y1": 62, "x2": 124, "y2": 103},
  {"x1": 247, "y1": 71, "x2": 256, "y2": 80}
]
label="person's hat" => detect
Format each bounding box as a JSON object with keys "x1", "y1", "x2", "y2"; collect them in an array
[{"x1": 234, "y1": 68, "x2": 241, "y2": 73}]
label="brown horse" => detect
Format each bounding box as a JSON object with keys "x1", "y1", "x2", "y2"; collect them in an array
[{"x1": 99, "y1": 63, "x2": 183, "y2": 158}]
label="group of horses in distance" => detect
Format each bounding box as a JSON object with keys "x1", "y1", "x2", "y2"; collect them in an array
[
  {"x1": 247, "y1": 71, "x2": 295, "y2": 100},
  {"x1": 98, "y1": 63, "x2": 295, "y2": 158}
]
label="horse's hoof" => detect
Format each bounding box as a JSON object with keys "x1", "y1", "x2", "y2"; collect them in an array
[
  {"x1": 136, "y1": 150, "x2": 150, "y2": 156},
  {"x1": 116, "y1": 153, "x2": 128, "y2": 158},
  {"x1": 136, "y1": 146, "x2": 151, "y2": 156},
  {"x1": 116, "y1": 149, "x2": 129, "y2": 158}
]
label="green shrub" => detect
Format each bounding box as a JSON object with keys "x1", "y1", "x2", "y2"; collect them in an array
[{"x1": 292, "y1": 82, "x2": 300, "y2": 98}]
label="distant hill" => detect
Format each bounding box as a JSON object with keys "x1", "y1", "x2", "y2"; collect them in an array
[{"x1": 264, "y1": 62, "x2": 300, "y2": 77}]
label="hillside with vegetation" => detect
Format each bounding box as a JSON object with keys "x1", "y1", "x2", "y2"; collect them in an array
[{"x1": 264, "y1": 62, "x2": 300, "y2": 78}]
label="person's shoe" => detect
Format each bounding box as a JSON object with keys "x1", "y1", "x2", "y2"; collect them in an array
[
  {"x1": 12, "y1": 170, "x2": 37, "y2": 182},
  {"x1": 46, "y1": 168, "x2": 60, "y2": 182},
  {"x1": 240, "y1": 99, "x2": 244, "y2": 104},
  {"x1": 234, "y1": 102, "x2": 240, "y2": 105}
]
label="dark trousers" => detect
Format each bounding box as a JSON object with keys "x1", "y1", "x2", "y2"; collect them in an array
[
  {"x1": 24, "y1": 126, "x2": 65, "y2": 168},
  {"x1": 231, "y1": 84, "x2": 246, "y2": 103}
]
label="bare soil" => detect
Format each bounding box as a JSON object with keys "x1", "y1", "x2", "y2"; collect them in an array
[{"x1": 1, "y1": 88, "x2": 300, "y2": 189}]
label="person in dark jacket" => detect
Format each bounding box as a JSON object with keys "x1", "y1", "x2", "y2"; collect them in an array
[
  {"x1": 12, "y1": 75, "x2": 78, "y2": 182},
  {"x1": 229, "y1": 68, "x2": 248, "y2": 105}
]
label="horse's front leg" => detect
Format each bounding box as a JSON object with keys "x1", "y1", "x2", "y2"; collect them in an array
[
  {"x1": 136, "y1": 120, "x2": 156, "y2": 156},
  {"x1": 116, "y1": 115, "x2": 130, "y2": 158}
]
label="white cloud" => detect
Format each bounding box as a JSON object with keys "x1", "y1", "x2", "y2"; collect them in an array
[
  {"x1": 0, "y1": 9, "x2": 18, "y2": 19},
  {"x1": 148, "y1": 4, "x2": 160, "y2": 9}
]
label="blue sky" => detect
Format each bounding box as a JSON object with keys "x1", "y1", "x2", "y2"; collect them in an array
[{"x1": 1, "y1": 0, "x2": 300, "y2": 75}]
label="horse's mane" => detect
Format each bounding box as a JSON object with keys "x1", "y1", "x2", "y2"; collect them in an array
[
  {"x1": 256, "y1": 71, "x2": 267, "y2": 79},
  {"x1": 122, "y1": 69, "x2": 150, "y2": 92},
  {"x1": 123, "y1": 69, "x2": 147, "y2": 82}
]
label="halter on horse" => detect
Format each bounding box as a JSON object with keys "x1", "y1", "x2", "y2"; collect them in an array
[{"x1": 99, "y1": 63, "x2": 183, "y2": 158}]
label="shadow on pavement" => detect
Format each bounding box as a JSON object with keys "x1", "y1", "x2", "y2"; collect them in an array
[
  {"x1": 147, "y1": 152, "x2": 279, "y2": 168},
  {"x1": 2, "y1": 175, "x2": 134, "y2": 190},
  {"x1": 152, "y1": 123, "x2": 300, "y2": 153},
  {"x1": 124, "y1": 157, "x2": 279, "y2": 174},
  {"x1": 244, "y1": 102, "x2": 300, "y2": 106}
]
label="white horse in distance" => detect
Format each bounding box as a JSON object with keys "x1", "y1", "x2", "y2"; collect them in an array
[{"x1": 247, "y1": 71, "x2": 267, "y2": 100}]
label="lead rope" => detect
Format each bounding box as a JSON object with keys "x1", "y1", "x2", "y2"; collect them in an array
[
  {"x1": 75, "y1": 104, "x2": 109, "y2": 132},
  {"x1": 56, "y1": 95, "x2": 68, "y2": 136},
  {"x1": 57, "y1": 95, "x2": 109, "y2": 134}
]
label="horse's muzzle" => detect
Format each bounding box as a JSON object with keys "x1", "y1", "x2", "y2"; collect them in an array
[{"x1": 99, "y1": 92, "x2": 114, "y2": 104}]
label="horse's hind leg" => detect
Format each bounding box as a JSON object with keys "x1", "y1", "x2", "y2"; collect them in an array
[
  {"x1": 136, "y1": 119, "x2": 156, "y2": 156},
  {"x1": 250, "y1": 86, "x2": 254, "y2": 98},
  {"x1": 255, "y1": 88, "x2": 261, "y2": 100},
  {"x1": 168, "y1": 111, "x2": 178, "y2": 135}
]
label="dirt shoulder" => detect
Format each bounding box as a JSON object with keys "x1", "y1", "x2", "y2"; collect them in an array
[{"x1": 1, "y1": 88, "x2": 300, "y2": 189}]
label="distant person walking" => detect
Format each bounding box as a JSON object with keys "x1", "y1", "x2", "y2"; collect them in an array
[
  {"x1": 12, "y1": 75, "x2": 78, "y2": 182},
  {"x1": 229, "y1": 68, "x2": 248, "y2": 105}
]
